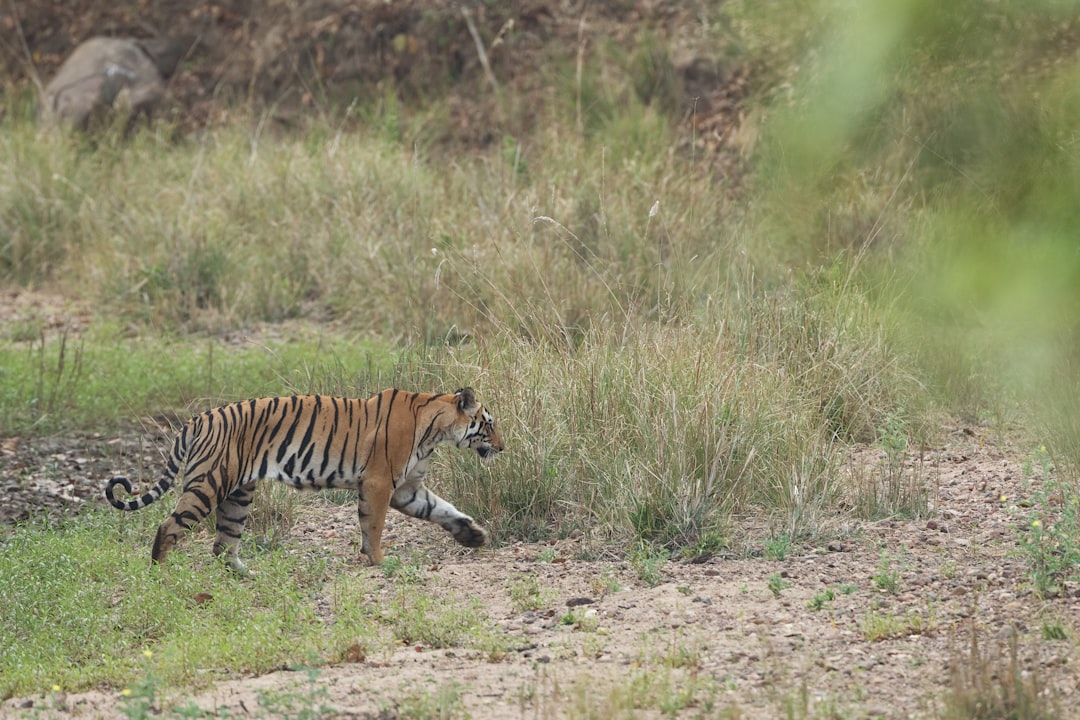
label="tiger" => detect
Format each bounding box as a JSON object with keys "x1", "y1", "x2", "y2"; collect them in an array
[{"x1": 105, "y1": 387, "x2": 504, "y2": 574}]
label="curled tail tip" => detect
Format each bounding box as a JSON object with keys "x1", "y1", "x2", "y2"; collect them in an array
[{"x1": 104, "y1": 476, "x2": 135, "y2": 509}]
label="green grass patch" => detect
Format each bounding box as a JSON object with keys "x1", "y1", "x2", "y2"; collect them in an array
[
  {"x1": 381, "y1": 590, "x2": 506, "y2": 652},
  {"x1": 0, "y1": 323, "x2": 395, "y2": 436},
  {"x1": 859, "y1": 605, "x2": 935, "y2": 642},
  {"x1": 0, "y1": 508, "x2": 352, "y2": 698},
  {"x1": 0, "y1": 506, "x2": 496, "y2": 700},
  {"x1": 388, "y1": 681, "x2": 469, "y2": 720}
]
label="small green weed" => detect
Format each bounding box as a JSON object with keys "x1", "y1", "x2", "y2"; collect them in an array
[
  {"x1": 588, "y1": 569, "x2": 623, "y2": 597},
  {"x1": 629, "y1": 543, "x2": 669, "y2": 587},
  {"x1": 776, "y1": 679, "x2": 850, "y2": 720},
  {"x1": 560, "y1": 609, "x2": 599, "y2": 632},
  {"x1": 1015, "y1": 478, "x2": 1080, "y2": 598},
  {"x1": 657, "y1": 637, "x2": 704, "y2": 670},
  {"x1": 391, "y1": 681, "x2": 469, "y2": 720},
  {"x1": 247, "y1": 479, "x2": 302, "y2": 546},
  {"x1": 806, "y1": 588, "x2": 835, "y2": 611},
  {"x1": 566, "y1": 666, "x2": 719, "y2": 718},
  {"x1": 382, "y1": 590, "x2": 501, "y2": 651},
  {"x1": 764, "y1": 533, "x2": 791, "y2": 561},
  {"x1": 1022, "y1": 444, "x2": 1054, "y2": 480},
  {"x1": 872, "y1": 551, "x2": 902, "y2": 595},
  {"x1": 767, "y1": 573, "x2": 790, "y2": 599},
  {"x1": 117, "y1": 650, "x2": 160, "y2": 720},
  {"x1": 508, "y1": 574, "x2": 554, "y2": 613},
  {"x1": 879, "y1": 409, "x2": 908, "y2": 461},
  {"x1": 536, "y1": 547, "x2": 559, "y2": 563},
  {"x1": 853, "y1": 416, "x2": 930, "y2": 521},
  {"x1": 860, "y1": 606, "x2": 935, "y2": 642},
  {"x1": 1041, "y1": 619, "x2": 1068, "y2": 641},
  {"x1": 677, "y1": 530, "x2": 727, "y2": 562},
  {"x1": 380, "y1": 554, "x2": 429, "y2": 585}
]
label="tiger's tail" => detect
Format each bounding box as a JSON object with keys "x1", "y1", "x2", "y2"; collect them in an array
[{"x1": 105, "y1": 424, "x2": 191, "y2": 511}]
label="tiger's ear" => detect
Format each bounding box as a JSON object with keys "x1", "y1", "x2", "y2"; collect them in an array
[{"x1": 455, "y1": 387, "x2": 479, "y2": 414}]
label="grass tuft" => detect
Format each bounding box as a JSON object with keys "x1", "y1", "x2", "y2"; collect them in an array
[{"x1": 939, "y1": 624, "x2": 1062, "y2": 720}]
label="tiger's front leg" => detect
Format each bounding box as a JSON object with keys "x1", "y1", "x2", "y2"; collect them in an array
[
  {"x1": 391, "y1": 481, "x2": 488, "y2": 549},
  {"x1": 357, "y1": 478, "x2": 393, "y2": 565}
]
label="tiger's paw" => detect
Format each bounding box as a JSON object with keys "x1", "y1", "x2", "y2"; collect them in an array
[
  {"x1": 450, "y1": 518, "x2": 488, "y2": 548},
  {"x1": 225, "y1": 556, "x2": 255, "y2": 577}
]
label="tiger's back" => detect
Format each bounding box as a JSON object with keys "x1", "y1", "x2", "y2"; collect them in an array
[
  {"x1": 105, "y1": 387, "x2": 504, "y2": 573},
  {"x1": 190, "y1": 394, "x2": 376, "y2": 493}
]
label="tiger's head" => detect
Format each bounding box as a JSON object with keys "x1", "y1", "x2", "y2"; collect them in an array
[{"x1": 453, "y1": 387, "x2": 505, "y2": 461}]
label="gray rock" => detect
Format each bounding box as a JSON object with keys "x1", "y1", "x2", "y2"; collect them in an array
[{"x1": 41, "y1": 36, "x2": 187, "y2": 130}]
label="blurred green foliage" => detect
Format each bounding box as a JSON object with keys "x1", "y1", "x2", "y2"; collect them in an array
[{"x1": 755, "y1": 0, "x2": 1080, "y2": 464}]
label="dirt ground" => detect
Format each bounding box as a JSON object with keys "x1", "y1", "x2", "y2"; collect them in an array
[{"x1": 2, "y1": 421, "x2": 1079, "y2": 718}]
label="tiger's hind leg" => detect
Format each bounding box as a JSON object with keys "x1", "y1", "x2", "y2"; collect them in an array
[
  {"x1": 391, "y1": 482, "x2": 488, "y2": 549},
  {"x1": 152, "y1": 474, "x2": 221, "y2": 567},
  {"x1": 212, "y1": 482, "x2": 257, "y2": 575}
]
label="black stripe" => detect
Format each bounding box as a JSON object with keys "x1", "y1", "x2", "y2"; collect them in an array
[
  {"x1": 417, "y1": 415, "x2": 441, "y2": 446},
  {"x1": 263, "y1": 399, "x2": 289, "y2": 459},
  {"x1": 295, "y1": 396, "x2": 321, "y2": 464},
  {"x1": 299, "y1": 437, "x2": 318, "y2": 472},
  {"x1": 320, "y1": 398, "x2": 340, "y2": 477},
  {"x1": 231, "y1": 402, "x2": 255, "y2": 482},
  {"x1": 175, "y1": 510, "x2": 201, "y2": 526},
  {"x1": 275, "y1": 402, "x2": 305, "y2": 463},
  {"x1": 382, "y1": 389, "x2": 400, "y2": 465},
  {"x1": 394, "y1": 488, "x2": 418, "y2": 508},
  {"x1": 188, "y1": 486, "x2": 213, "y2": 510}
]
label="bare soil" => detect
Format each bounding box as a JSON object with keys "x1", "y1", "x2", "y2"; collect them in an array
[{"x1": 2, "y1": 423, "x2": 1079, "y2": 718}]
